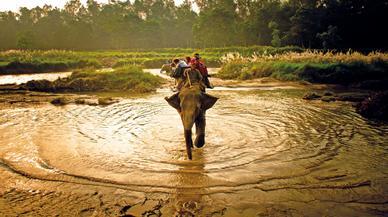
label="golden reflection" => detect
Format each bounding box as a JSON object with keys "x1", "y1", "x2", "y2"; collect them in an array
[{"x1": 173, "y1": 149, "x2": 207, "y2": 216}]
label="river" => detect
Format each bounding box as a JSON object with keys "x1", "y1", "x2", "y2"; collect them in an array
[
  {"x1": 0, "y1": 72, "x2": 72, "y2": 85},
  {"x1": 0, "y1": 72, "x2": 387, "y2": 216}
]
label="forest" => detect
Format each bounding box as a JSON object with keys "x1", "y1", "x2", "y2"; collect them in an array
[{"x1": 0, "y1": 0, "x2": 387, "y2": 50}]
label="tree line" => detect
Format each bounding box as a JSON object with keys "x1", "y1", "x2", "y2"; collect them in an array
[{"x1": 0, "y1": 0, "x2": 386, "y2": 50}]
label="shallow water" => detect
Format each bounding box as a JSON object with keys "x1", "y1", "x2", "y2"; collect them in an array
[
  {"x1": 0, "y1": 68, "x2": 213, "y2": 86},
  {"x1": 0, "y1": 89, "x2": 387, "y2": 216},
  {"x1": 0, "y1": 72, "x2": 72, "y2": 85}
]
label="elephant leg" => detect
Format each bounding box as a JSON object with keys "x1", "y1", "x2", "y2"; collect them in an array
[
  {"x1": 184, "y1": 129, "x2": 193, "y2": 160},
  {"x1": 194, "y1": 113, "x2": 206, "y2": 148}
]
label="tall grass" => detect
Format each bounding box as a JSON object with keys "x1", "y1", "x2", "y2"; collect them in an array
[
  {"x1": 0, "y1": 46, "x2": 304, "y2": 74},
  {"x1": 217, "y1": 51, "x2": 388, "y2": 84}
]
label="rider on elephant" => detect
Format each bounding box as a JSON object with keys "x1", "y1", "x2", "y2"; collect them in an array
[
  {"x1": 181, "y1": 64, "x2": 206, "y2": 92},
  {"x1": 164, "y1": 63, "x2": 218, "y2": 159},
  {"x1": 190, "y1": 53, "x2": 213, "y2": 89},
  {"x1": 171, "y1": 58, "x2": 189, "y2": 91},
  {"x1": 165, "y1": 64, "x2": 207, "y2": 111}
]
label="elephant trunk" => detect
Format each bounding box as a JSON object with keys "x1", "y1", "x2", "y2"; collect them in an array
[
  {"x1": 184, "y1": 129, "x2": 193, "y2": 160},
  {"x1": 181, "y1": 110, "x2": 196, "y2": 131},
  {"x1": 181, "y1": 109, "x2": 197, "y2": 160}
]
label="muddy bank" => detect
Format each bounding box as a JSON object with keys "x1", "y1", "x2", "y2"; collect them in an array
[
  {"x1": 303, "y1": 89, "x2": 388, "y2": 121},
  {"x1": 356, "y1": 91, "x2": 388, "y2": 121},
  {"x1": 0, "y1": 90, "x2": 120, "y2": 109}
]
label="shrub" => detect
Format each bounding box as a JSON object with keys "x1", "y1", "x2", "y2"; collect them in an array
[
  {"x1": 217, "y1": 51, "x2": 388, "y2": 85},
  {"x1": 25, "y1": 65, "x2": 164, "y2": 93}
]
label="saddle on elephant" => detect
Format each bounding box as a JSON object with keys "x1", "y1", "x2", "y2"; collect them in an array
[{"x1": 180, "y1": 67, "x2": 206, "y2": 91}]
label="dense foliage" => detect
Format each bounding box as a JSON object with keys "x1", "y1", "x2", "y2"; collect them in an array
[{"x1": 0, "y1": 0, "x2": 386, "y2": 50}]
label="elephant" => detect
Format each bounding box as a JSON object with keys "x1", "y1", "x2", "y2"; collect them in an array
[
  {"x1": 160, "y1": 64, "x2": 173, "y2": 76},
  {"x1": 165, "y1": 85, "x2": 218, "y2": 160}
]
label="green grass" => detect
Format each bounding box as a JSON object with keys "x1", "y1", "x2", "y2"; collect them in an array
[
  {"x1": 218, "y1": 61, "x2": 388, "y2": 84},
  {"x1": 216, "y1": 51, "x2": 388, "y2": 85},
  {"x1": 25, "y1": 66, "x2": 165, "y2": 93},
  {"x1": 0, "y1": 59, "x2": 102, "y2": 74},
  {"x1": 0, "y1": 46, "x2": 304, "y2": 74}
]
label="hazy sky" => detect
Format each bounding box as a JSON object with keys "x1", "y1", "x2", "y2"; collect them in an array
[{"x1": 0, "y1": 0, "x2": 186, "y2": 12}]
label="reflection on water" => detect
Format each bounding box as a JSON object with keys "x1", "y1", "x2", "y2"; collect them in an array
[
  {"x1": 0, "y1": 72, "x2": 72, "y2": 85},
  {"x1": 0, "y1": 89, "x2": 387, "y2": 215}
]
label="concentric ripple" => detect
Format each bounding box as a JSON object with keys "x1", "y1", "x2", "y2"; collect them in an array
[{"x1": 0, "y1": 89, "x2": 387, "y2": 196}]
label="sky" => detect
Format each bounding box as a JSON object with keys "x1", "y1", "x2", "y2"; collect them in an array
[{"x1": 0, "y1": 0, "x2": 185, "y2": 12}]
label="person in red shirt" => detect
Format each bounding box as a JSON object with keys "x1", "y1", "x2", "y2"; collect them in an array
[
  {"x1": 185, "y1": 56, "x2": 191, "y2": 65},
  {"x1": 190, "y1": 53, "x2": 213, "y2": 89}
]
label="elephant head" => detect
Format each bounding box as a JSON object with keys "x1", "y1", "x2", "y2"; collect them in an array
[{"x1": 165, "y1": 86, "x2": 218, "y2": 160}]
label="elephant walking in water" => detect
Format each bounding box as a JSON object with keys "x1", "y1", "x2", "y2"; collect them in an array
[{"x1": 165, "y1": 85, "x2": 218, "y2": 160}]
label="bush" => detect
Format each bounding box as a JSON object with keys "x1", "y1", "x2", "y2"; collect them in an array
[
  {"x1": 298, "y1": 62, "x2": 388, "y2": 84},
  {"x1": 216, "y1": 61, "x2": 246, "y2": 79},
  {"x1": 25, "y1": 66, "x2": 164, "y2": 93}
]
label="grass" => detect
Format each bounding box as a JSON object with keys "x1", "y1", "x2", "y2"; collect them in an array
[
  {"x1": 216, "y1": 51, "x2": 388, "y2": 85},
  {"x1": 0, "y1": 46, "x2": 303, "y2": 74},
  {"x1": 3, "y1": 47, "x2": 385, "y2": 86},
  {"x1": 25, "y1": 65, "x2": 165, "y2": 93},
  {"x1": 0, "y1": 59, "x2": 101, "y2": 74}
]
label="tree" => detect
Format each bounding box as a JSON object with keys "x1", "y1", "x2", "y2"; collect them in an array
[
  {"x1": 17, "y1": 31, "x2": 35, "y2": 49},
  {"x1": 0, "y1": 12, "x2": 18, "y2": 49},
  {"x1": 317, "y1": 25, "x2": 341, "y2": 49},
  {"x1": 193, "y1": 0, "x2": 238, "y2": 47},
  {"x1": 268, "y1": 21, "x2": 281, "y2": 47},
  {"x1": 0, "y1": 0, "x2": 386, "y2": 49}
]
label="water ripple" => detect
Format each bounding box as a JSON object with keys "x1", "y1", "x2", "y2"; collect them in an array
[{"x1": 0, "y1": 90, "x2": 387, "y2": 195}]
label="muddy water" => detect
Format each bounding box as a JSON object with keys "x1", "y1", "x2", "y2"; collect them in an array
[
  {"x1": 0, "y1": 89, "x2": 388, "y2": 216},
  {"x1": 0, "y1": 72, "x2": 72, "y2": 85}
]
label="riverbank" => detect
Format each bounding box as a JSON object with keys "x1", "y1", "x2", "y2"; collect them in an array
[
  {"x1": 216, "y1": 51, "x2": 388, "y2": 88},
  {"x1": 14, "y1": 66, "x2": 165, "y2": 93}
]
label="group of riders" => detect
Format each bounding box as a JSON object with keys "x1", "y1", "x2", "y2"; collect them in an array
[{"x1": 161, "y1": 53, "x2": 213, "y2": 92}]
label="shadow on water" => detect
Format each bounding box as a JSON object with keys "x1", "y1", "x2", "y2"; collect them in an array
[{"x1": 172, "y1": 149, "x2": 207, "y2": 216}]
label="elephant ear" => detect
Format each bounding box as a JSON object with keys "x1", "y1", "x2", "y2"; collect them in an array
[
  {"x1": 201, "y1": 93, "x2": 218, "y2": 110},
  {"x1": 165, "y1": 93, "x2": 180, "y2": 110}
]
